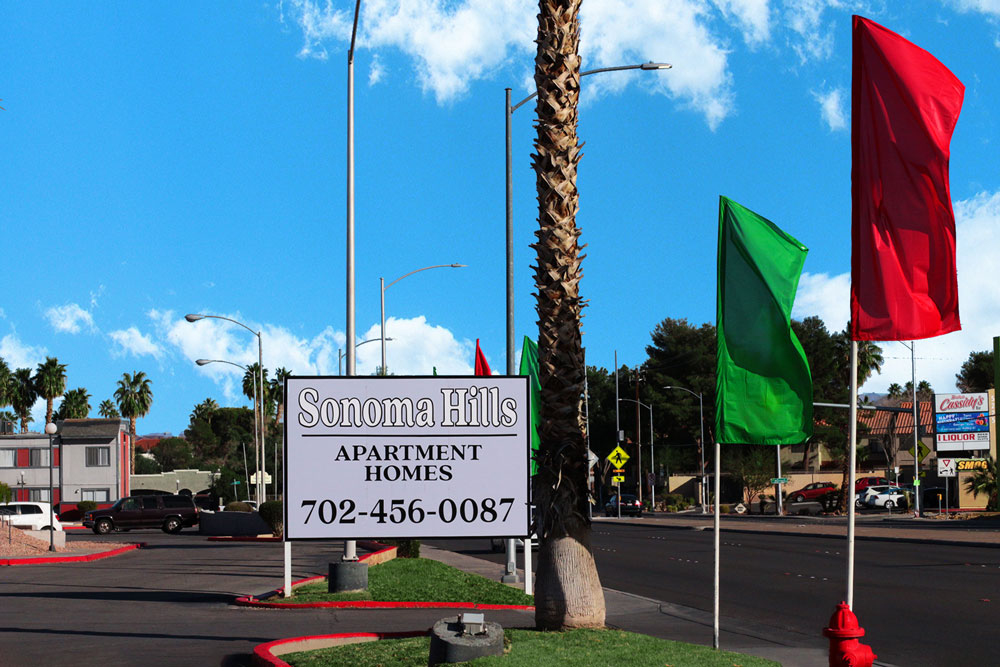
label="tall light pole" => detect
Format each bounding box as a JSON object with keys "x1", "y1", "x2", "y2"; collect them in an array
[
  {"x1": 619, "y1": 398, "x2": 655, "y2": 509},
  {"x1": 380, "y1": 264, "x2": 465, "y2": 375},
  {"x1": 338, "y1": 337, "x2": 392, "y2": 376},
  {"x1": 186, "y1": 313, "x2": 265, "y2": 504},
  {"x1": 505, "y1": 62, "x2": 671, "y2": 373},
  {"x1": 195, "y1": 358, "x2": 261, "y2": 505},
  {"x1": 664, "y1": 385, "x2": 706, "y2": 514},
  {"x1": 45, "y1": 422, "x2": 57, "y2": 551}
]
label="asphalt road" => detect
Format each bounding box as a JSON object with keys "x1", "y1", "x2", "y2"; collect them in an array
[
  {"x1": 0, "y1": 530, "x2": 533, "y2": 666},
  {"x1": 427, "y1": 519, "x2": 1000, "y2": 667}
]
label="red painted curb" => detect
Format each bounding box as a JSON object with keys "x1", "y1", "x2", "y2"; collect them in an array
[
  {"x1": 0, "y1": 542, "x2": 145, "y2": 566},
  {"x1": 207, "y1": 535, "x2": 281, "y2": 542},
  {"x1": 253, "y1": 630, "x2": 428, "y2": 667}
]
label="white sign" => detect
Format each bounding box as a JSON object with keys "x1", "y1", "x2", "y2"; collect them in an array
[
  {"x1": 249, "y1": 471, "x2": 272, "y2": 484},
  {"x1": 937, "y1": 458, "x2": 957, "y2": 477},
  {"x1": 934, "y1": 392, "x2": 991, "y2": 453},
  {"x1": 284, "y1": 376, "x2": 530, "y2": 540}
]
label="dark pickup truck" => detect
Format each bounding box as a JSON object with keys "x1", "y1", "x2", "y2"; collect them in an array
[{"x1": 83, "y1": 495, "x2": 199, "y2": 534}]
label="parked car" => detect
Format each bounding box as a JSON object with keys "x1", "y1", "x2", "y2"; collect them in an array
[
  {"x1": 605, "y1": 494, "x2": 643, "y2": 516},
  {"x1": 0, "y1": 502, "x2": 63, "y2": 531},
  {"x1": 83, "y1": 494, "x2": 199, "y2": 534},
  {"x1": 490, "y1": 536, "x2": 540, "y2": 552},
  {"x1": 855, "y1": 476, "x2": 889, "y2": 493},
  {"x1": 788, "y1": 482, "x2": 836, "y2": 503},
  {"x1": 855, "y1": 484, "x2": 891, "y2": 508},
  {"x1": 865, "y1": 487, "x2": 909, "y2": 510}
]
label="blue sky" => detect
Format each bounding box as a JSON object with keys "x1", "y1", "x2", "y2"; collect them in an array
[{"x1": 5, "y1": 1, "x2": 1000, "y2": 436}]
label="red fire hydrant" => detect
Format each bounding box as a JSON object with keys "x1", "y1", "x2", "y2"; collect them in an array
[{"x1": 823, "y1": 602, "x2": 876, "y2": 667}]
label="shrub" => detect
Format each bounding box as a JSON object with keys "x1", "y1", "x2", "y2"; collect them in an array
[
  {"x1": 720, "y1": 504, "x2": 731, "y2": 514},
  {"x1": 0, "y1": 482, "x2": 12, "y2": 504},
  {"x1": 380, "y1": 539, "x2": 420, "y2": 558},
  {"x1": 77, "y1": 500, "x2": 98, "y2": 513},
  {"x1": 225, "y1": 501, "x2": 253, "y2": 513},
  {"x1": 258, "y1": 500, "x2": 283, "y2": 536}
]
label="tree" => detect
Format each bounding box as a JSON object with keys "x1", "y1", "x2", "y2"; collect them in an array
[
  {"x1": 271, "y1": 367, "x2": 292, "y2": 427},
  {"x1": 964, "y1": 456, "x2": 998, "y2": 511},
  {"x1": 9, "y1": 368, "x2": 37, "y2": 433},
  {"x1": 98, "y1": 399, "x2": 120, "y2": 418},
  {"x1": 727, "y1": 445, "x2": 774, "y2": 513},
  {"x1": 34, "y1": 356, "x2": 67, "y2": 426},
  {"x1": 55, "y1": 387, "x2": 91, "y2": 420},
  {"x1": 154, "y1": 437, "x2": 194, "y2": 471},
  {"x1": 956, "y1": 350, "x2": 994, "y2": 393},
  {"x1": 115, "y1": 371, "x2": 153, "y2": 470},
  {"x1": 530, "y1": 0, "x2": 604, "y2": 630},
  {"x1": 0, "y1": 356, "x2": 11, "y2": 413},
  {"x1": 886, "y1": 383, "x2": 904, "y2": 400},
  {"x1": 134, "y1": 456, "x2": 161, "y2": 475},
  {"x1": 191, "y1": 398, "x2": 219, "y2": 424},
  {"x1": 903, "y1": 380, "x2": 934, "y2": 401}
]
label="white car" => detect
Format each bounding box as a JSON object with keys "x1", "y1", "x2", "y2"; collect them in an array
[
  {"x1": 856, "y1": 485, "x2": 891, "y2": 508},
  {"x1": 865, "y1": 487, "x2": 909, "y2": 510},
  {"x1": 0, "y1": 502, "x2": 64, "y2": 531}
]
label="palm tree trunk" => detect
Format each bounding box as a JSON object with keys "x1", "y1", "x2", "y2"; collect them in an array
[
  {"x1": 532, "y1": 0, "x2": 604, "y2": 630},
  {"x1": 130, "y1": 417, "x2": 137, "y2": 472}
]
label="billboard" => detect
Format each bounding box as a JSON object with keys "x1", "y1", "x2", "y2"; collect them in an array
[
  {"x1": 284, "y1": 376, "x2": 530, "y2": 540},
  {"x1": 934, "y1": 393, "x2": 991, "y2": 452}
]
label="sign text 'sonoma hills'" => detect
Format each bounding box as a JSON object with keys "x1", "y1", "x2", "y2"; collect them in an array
[{"x1": 284, "y1": 376, "x2": 530, "y2": 540}]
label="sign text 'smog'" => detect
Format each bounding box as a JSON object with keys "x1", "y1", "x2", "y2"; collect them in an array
[{"x1": 284, "y1": 377, "x2": 530, "y2": 540}]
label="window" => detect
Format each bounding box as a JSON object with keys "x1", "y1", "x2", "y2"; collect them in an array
[
  {"x1": 140, "y1": 497, "x2": 159, "y2": 510},
  {"x1": 20, "y1": 503, "x2": 42, "y2": 514},
  {"x1": 0, "y1": 449, "x2": 14, "y2": 468},
  {"x1": 81, "y1": 489, "x2": 109, "y2": 502},
  {"x1": 85, "y1": 447, "x2": 110, "y2": 467},
  {"x1": 29, "y1": 449, "x2": 49, "y2": 467},
  {"x1": 28, "y1": 489, "x2": 50, "y2": 502}
]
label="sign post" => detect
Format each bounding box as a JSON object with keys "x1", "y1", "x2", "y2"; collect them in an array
[
  {"x1": 606, "y1": 447, "x2": 631, "y2": 519},
  {"x1": 284, "y1": 376, "x2": 530, "y2": 541}
]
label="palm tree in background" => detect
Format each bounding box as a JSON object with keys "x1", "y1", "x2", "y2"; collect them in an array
[
  {"x1": 34, "y1": 356, "x2": 67, "y2": 426},
  {"x1": 114, "y1": 371, "x2": 153, "y2": 469},
  {"x1": 10, "y1": 368, "x2": 38, "y2": 433},
  {"x1": 530, "y1": 0, "x2": 604, "y2": 630},
  {"x1": 965, "y1": 456, "x2": 998, "y2": 511},
  {"x1": 271, "y1": 367, "x2": 292, "y2": 428},
  {"x1": 0, "y1": 357, "x2": 11, "y2": 413},
  {"x1": 191, "y1": 398, "x2": 219, "y2": 424},
  {"x1": 98, "y1": 399, "x2": 120, "y2": 418},
  {"x1": 55, "y1": 387, "x2": 91, "y2": 420}
]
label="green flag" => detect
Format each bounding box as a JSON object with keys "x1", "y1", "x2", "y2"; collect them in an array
[
  {"x1": 518, "y1": 335, "x2": 540, "y2": 475},
  {"x1": 716, "y1": 196, "x2": 813, "y2": 445}
]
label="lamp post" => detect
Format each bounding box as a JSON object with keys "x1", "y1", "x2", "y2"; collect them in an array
[
  {"x1": 338, "y1": 337, "x2": 392, "y2": 376},
  {"x1": 619, "y1": 398, "x2": 655, "y2": 509},
  {"x1": 664, "y1": 385, "x2": 706, "y2": 514},
  {"x1": 45, "y1": 422, "x2": 56, "y2": 551},
  {"x1": 186, "y1": 313, "x2": 265, "y2": 505},
  {"x1": 380, "y1": 264, "x2": 465, "y2": 375},
  {"x1": 195, "y1": 358, "x2": 261, "y2": 505},
  {"x1": 504, "y1": 62, "x2": 671, "y2": 374}
]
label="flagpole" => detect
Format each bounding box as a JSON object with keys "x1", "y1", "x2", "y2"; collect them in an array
[
  {"x1": 713, "y1": 440, "x2": 720, "y2": 649},
  {"x1": 847, "y1": 340, "x2": 859, "y2": 608}
]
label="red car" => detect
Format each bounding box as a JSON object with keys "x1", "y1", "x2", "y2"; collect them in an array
[
  {"x1": 788, "y1": 482, "x2": 836, "y2": 503},
  {"x1": 855, "y1": 476, "x2": 889, "y2": 492}
]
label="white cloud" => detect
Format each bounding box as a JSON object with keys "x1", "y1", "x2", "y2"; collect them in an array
[
  {"x1": 282, "y1": 0, "x2": 355, "y2": 60},
  {"x1": 369, "y1": 53, "x2": 386, "y2": 85},
  {"x1": 792, "y1": 190, "x2": 1000, "y2": 395},
  {"x1": 782, "y1": 0, "x2": 847, "y2": 63},
  {"x1": 812, "y1": 86, "x2": 846, "y2": 131},
  {"x1": 362, "y1": 315, "x2": 474, "y2": 375},
  {"x1": 109, "y1": 327, "x2": 164, "y2": 360},
  {"x1": 713, "y1": 0, "x2": 772, "y2": 45},
  {"x1": 0, "y1": 333, "x2": 47, "y2": 370},
  {"x1": 45, "y1": 303, "x2": 96, "y2": 334},
  {"x1": 949, "y1": 0, "x2": 1000, "y2": 18}
]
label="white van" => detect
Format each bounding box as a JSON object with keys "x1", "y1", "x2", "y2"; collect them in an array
[{"x1": 0, "y1": 502, "x2": 64, "y2": 531}]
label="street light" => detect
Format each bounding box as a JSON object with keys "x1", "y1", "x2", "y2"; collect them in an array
[
  {"x1": 186, "y1": 313, "x2": 265, "y2": 505},
  {"x1": 380, "y1": 264, "x2": 465, "y2": 375},
  {"x1": 45, "y1": 422, "x2": 57, "y2": 552},
  {"x1": 619, "y1": 398, "x2": 655, "y2": 509},
  {"x1": 664, "y1": 385, "x2": 707, "y2": 514},
  {"x1": 338, "y1": 337, "x2": 392, "y2": 376},
  {"x1": 504, "y1": 62, "x2": 671, "y2": 374},
  {"x1": 195, "y1": 358, "x2": 262, "y2": 505}
]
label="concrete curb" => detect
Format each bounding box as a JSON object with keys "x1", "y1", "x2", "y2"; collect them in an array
[
  {"x1": 252, "y1": 630, "x2": 428, "y2": 667},
  {"x1": 0, "y1": 542, "x2": 145, "y2": 566}
]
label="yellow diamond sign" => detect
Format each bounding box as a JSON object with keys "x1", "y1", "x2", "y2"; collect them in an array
[{"x1": 607, "y1": 446, "x2": 630, "y2": 468}]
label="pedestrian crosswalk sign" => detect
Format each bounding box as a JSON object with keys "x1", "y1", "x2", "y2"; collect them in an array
[
  {"x1": 612, "y1": 475, "x2": 625, "y2": 483},
  {"x1": 607, "y1": 446, "x2": 630, "y2": 467}
]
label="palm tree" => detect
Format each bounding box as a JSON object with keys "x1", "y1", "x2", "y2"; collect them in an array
[
  {"x1": 9, "y1": 368, "x2": 37, "y2": 433},
  {"x1": 54, "y1": 387, "x2": 91, "y2": 420},
  {"x1": 114, "y1": 371, "x2": 153, "y2": 469},
  {"x1": 0, "y1": 356, "x2": 11, "y2": 412},
  {"x1": 886, "y1": 383, "x2": 903, "y2": 400},
  {"x1": 98, "y1": 399, "x2": 120, "y2": 418},
  {"x1": 965, "y1": 456, "x2": 998, "y2": 511},
  {"x1": 530, "y1": 0, "x2": 604, "y2": 630},
  {"x1": 34, "y1": 356, "x2": 67, "y2": 426},
  {"x1": 271, "y1": 367, "x2": 292, "y2": 427},
  {"x1": 190, "y1": 398, "x2": 218, "y2": 424}
]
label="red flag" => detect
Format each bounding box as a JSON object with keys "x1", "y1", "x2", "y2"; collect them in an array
[
  {"x1": 474, "y1": 339, "x2": 492, "y2": 376},
  {"x1": 851, "y1": 15, "x2": 964, "y2": 341}
]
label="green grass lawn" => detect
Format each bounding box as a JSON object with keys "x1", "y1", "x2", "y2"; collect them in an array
[
  {"x1": 281, "y1": 628, "x2": 781, "y2": 666},
  {"x1": 270, "y1": 557, "x2": 534, "y2": 606}
]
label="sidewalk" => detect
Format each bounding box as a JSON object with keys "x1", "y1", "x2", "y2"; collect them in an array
[{"x1": 420, "y1": 543, "x2": 838, "y2": 667}]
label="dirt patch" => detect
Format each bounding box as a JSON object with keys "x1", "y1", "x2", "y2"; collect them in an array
[{"x1": 0, "y1": 524, "x2": 110, "y2": 558}]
